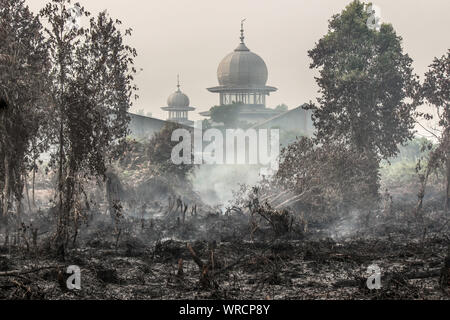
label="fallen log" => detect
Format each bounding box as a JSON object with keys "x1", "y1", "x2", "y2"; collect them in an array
[
  {"x1": 0, "y1": 266, "x2": 62, "y2": 277},
  {"x1": 212, "y1": 254, "x2": 247, "y2": 277}
]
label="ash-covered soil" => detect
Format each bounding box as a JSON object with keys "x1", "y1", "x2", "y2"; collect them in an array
[{"x1": 0, "y1": 210, "x2": 448, "y2": 300}]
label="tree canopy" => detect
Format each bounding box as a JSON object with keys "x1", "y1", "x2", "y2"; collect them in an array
[
  {"x1": 39, "y1": 0, "x2": 138, "y2": 246},
  {"x1": 0, "y1": 0, "x2": 50, "y2": 219},
  {"x1": 421, "y1": 50, "x2": 450, "y2": 211},
  {"x1": 209, "y1": 103, "x2": 248, "y2": 128},
  {"x1": 307, "y1": 0, "x2": 419, "y2": 160}
]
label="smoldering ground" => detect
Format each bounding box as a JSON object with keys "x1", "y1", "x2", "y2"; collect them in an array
[{"x1": 0, "y1": 155, "x2": 448, "y2": 300}]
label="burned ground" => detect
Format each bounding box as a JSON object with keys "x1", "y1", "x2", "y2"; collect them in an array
[
  {"x1": 0, "y1": 138, "x2": 448, "y2": 301},
  {"x1": 0, "y1": 201, "x2": 448, "y2": 300}
]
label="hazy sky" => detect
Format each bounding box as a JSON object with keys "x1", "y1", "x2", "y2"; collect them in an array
[{"x1": 27, "y1": 0, "x2": 449, "y2": 133}]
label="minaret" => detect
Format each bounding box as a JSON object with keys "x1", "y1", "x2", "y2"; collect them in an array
[{"x1": 162, "y1": 75, "x2": 196, "y2": 126}]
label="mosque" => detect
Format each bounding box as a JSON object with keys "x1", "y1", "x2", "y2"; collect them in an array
[
  {"x1": 128, "y1": 22, "x2": 314, "y2": 139},
  {"x1": 201, "y1": 21, "x2": 282, "y2": 124},
  {"x1": 161, "y1": 75, "x2": 196, "y2": 127}
]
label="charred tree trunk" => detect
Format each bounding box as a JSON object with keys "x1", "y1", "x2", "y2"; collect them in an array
[
  {"x1": 24, "y1": 174, "x2": 31, "y2": 213},
  {"x1": 442, "y1": 126, "x2": 450, "y2": 214},
  {"x1": 32, "y1": 156, "x2": 36, "y2": 207},
  {"x1": 446, "y1": 147, "x2": 450, "y2": 214},
  {"x1": 2, "y1": 154, "x2": 10, "y2": 219},
  {"x1": 1, "y1": 100, "x2": 10, "y2": 244},
  {"x1": 1, "y1": 100, "x2": 10, "y2": 219},
  {"x1": 416, "y1": 164, "x2": 433, "y2": 215},
  {"x1": 105, "y1": 170, "x2": 123, "y2": 224},
  {"x1": 2, "y1": 155, "x2": 10, "y2": 246},
  {"x1": 56, "y1": 42, "x2": 67, "y2": 248},
  {"x1": 56, "y1": 120, "x2": 65, "y2": 246},
  {"x1": 64, "y1": 166, "x2": 76, "y2": 247}
]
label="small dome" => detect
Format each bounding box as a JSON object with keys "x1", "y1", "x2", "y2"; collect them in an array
[
  {"x1": 217, "y1": 43, "x2": 268, "y2": 87},
  {"x1": 167, "y1": 89, "x2": 190, "y2": 107}
]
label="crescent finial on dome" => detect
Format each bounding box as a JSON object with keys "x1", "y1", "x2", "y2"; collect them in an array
[{"x1": 240, "y1": 19, "x2": 246, "y2": 44}]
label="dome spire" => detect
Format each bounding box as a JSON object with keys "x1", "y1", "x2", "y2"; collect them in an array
[
  {"x1": 177, "y1": 74, "x2": 181, "y2": 92},
  {"x1": 235, "y1": 19, "x2": 249, "y2": 52},
  {"x1": 240, "y1": 18, "x2": 246, "y2": 44}
]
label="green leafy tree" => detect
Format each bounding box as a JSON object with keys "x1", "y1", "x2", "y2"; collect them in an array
[
  {"x1": 40, "y1": 0, "x2": 137, "y2": 246},
  {"x1": 147, "y1": 122, "x2": 194, "y2": 181},
  {"x1": 393, "y1": 137, "x2": 434, "y2": 163},
  {"x1": 307, "y1": 0, "x2": 419, "y2": 197},
  {"x1": 0, "y1": 0, "x2": 50, "y2": 226},
  {"x1": 210, "y1": 103, "x2": 247, "y2": 128},
  {"x1": 421, "y1": 50, "x2": 449, "y2": 211},
  {"x1": 276, "y1": 138, "x2": 380, "y2": 212}
]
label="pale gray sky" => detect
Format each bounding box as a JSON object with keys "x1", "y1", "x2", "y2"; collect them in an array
[{"x1": 27, "y1": 0, "x2": 449, "y2": 133}]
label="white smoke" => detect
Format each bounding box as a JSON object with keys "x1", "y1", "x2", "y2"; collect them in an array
[{"x1": 190, "y1": 164, "x2": 263, "y2": 209}]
